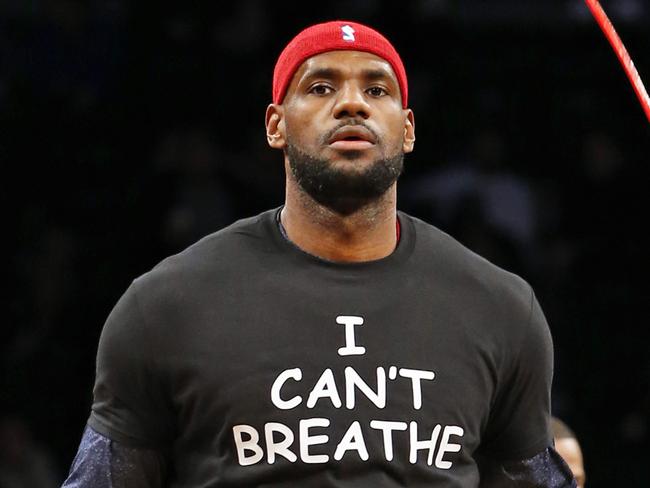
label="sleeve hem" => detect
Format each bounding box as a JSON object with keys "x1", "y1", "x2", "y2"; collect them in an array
[
  {"x1": 488, "y1": 434, "x2": 552, "y2": 463},
  {"x1": 88, "y1": 413, "x2": 162, "y2": 450}
]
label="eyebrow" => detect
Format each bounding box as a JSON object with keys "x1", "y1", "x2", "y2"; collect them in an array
[{"x1": 302, "y1": 67, "x2": 395, "y2": 83}]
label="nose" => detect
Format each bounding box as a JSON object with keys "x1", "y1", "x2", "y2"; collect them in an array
[{"x1": 332, "y1": 83, "x2": 370, "y2": 120}]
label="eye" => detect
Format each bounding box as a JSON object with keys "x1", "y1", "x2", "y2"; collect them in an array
[
  {"x1": 367, "y1": 86, "x2": 388, "y2": 97},
  {"x1": 309, "y1": 84, "x2": 333, "y2": 96}
]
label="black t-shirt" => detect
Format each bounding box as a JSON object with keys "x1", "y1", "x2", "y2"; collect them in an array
[{"x1": 88, "y1": 208, "x2": 553, "y2": 487}]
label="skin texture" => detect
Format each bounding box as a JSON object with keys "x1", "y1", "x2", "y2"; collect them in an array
[
  {"x1": 265, "y1": 50, "x2": 415, "y2": 262},
  {"x1": 554, "y1": 437, "x2": 586, "y2": 487}
]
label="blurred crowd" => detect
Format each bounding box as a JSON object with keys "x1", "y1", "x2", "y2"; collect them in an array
[{"x1": 2, "y1": 1, "x2": 649, "y2": 487}]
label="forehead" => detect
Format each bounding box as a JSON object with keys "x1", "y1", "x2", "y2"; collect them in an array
[{"x1": 292, "y1": 50, "x2": 398, "y2": 85}]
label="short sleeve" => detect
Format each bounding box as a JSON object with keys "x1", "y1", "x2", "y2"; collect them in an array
[
  {"x1": 87, "y1": 282, "x2": 173, "y2": 448},
  {"x1": 480, "y1": 288, "x2": 554, "y2": 462}
]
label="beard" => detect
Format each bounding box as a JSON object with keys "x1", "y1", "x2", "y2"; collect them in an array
[{"x1": 286, "y1": 143, "x2": 404, "y2": 215}]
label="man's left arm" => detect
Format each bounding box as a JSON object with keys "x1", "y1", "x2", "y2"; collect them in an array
[
  {"x1": 479, "y1": 287, "x2": 576, "y2": 486},
  {"x1": 499, "y1": 446, "x2": 577, "y2": 487}
]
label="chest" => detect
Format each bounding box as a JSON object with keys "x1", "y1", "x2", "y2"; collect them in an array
[{"x1": 158, "y1": 276, "x2": 502, "y2": 477}]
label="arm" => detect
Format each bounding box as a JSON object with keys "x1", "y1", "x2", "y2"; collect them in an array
[
  {"x1": 65, "y1": 281, "x2": 173, "y2": 487},
  {"x1": 479, "y1": 287, "x2": 574, "y2": 486},
  {"x1": 62, "y1": 426, "x2": 167, "y2": 488},
  {"x1": 479, "y1": 446, "x2": 576, "y2": 487}
]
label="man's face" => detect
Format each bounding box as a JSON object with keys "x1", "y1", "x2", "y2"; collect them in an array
[
  {"x1": 555, "y1": 438, "x2": 586, "y2": 487},
  {"x1": 266, "y1": 50, "x2": 415, "y2": 213}
]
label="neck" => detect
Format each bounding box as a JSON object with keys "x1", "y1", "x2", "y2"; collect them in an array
[{"x1": 281, "y1": 177, "x2": 398, "y2": 263}]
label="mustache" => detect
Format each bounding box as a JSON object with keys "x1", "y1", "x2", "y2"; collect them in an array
[{"x1": 320, "y1": 120, "x2": 379, "y2": 145}]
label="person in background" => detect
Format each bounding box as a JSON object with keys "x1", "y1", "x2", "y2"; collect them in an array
[
  {"x1": 552, "y1": 417, "x2": 586, "y2": 487},
  {"x1": 0, "y1": 416, "x2": 60, "y2": 488}
]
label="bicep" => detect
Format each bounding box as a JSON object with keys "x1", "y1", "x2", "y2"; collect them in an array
[
  {"x1": 62, "y1": 426, "x2": 167, "y2": 488},
  {"x1": 90, "y1": 282, "x2": 173, "y2": 446},
  {"x1": 482, "y1": 289, "x2": 554, "y2": 460}
]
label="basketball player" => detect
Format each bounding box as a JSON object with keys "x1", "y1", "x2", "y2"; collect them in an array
[{"x1": 62, "y1": 21, "x2": 576, "y2": 487}]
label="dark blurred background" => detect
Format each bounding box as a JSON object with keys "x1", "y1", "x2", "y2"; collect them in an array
[{"x1": 2, "y1": 0, "x2": 649, "y2": 486}]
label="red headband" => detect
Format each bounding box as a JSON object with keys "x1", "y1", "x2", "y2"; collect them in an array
[{"x1": 272, "y1": 20, "x2": 408, "y2": 108}]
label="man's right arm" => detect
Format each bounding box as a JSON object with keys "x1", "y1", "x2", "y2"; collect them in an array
[
  {"x1": 62, "y1": 426, "x2": 167, "y2": 488},
  {"x1": 65, "y1": 279, "x2": 173, "y2": 487}
]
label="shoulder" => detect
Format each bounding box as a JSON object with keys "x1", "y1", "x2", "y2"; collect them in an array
[
  {"x1": 131, "y1": 209, "x2": 279, "y2": 303},
  {"x1": 162, "y1": 209, "x2": 277, "y2": 268},
  {"x1": 402, "y1": 212, "x2": 533, "y2": 319}
]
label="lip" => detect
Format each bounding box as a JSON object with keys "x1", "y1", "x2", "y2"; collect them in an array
[
  {"x1": 327, "y1": 126, "x2": 377, "y2": 148},
  {"x1": 329, "y1": 140, "x2": 375, "y2": 150}
]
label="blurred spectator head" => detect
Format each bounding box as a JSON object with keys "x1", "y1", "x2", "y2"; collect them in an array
[
  {"x1": 154, "y1": 127, "x2": 221, "y2": 177},
  {"x1": 471, "y1": 128, "x2": 506, "y2": 172},
  {"x1": 581, "y1": 131, "x2": 624, "y2": 184},
  {"x1": 552, "y1": 416, "x2": 586, "y2": 487},
  {"x1": 0, "y1": 415, "x2": 60, "y2": 488},
  {"x1": 0, "y1": 416, "x2": 31, "y2": 466}
]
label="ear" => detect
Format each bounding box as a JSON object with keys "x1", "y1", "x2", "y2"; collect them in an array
[
  {"x1": 265, "y1": 104, "x2": 286, "y2": 149},
  {"x1": 402, "y1": 109, "x2": 416, "y2": 153}
]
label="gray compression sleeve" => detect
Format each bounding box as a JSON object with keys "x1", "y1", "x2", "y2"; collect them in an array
[
  {"x1": 502, "y1": 446, "x2": 577, "y2": 487},
  {"x1": 63, "y1": 427, "x2": 572, "y2": 487},
  {"x1": 480, "y1": 446, "x2": 577, "y2": 487},
  {"x1": 61, "y1": 426, "x2": 166, "y2": 488}
]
